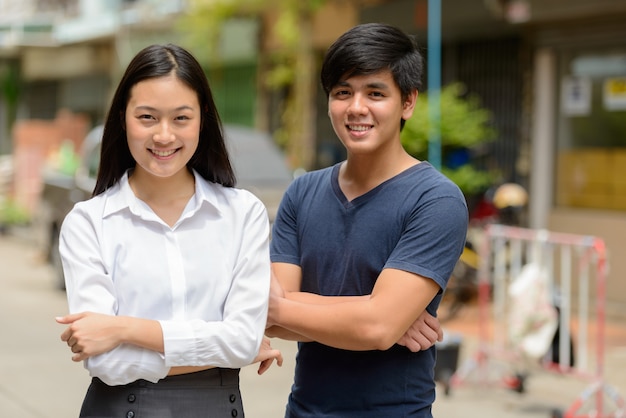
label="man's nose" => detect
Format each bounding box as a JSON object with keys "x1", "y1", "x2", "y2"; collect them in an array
[{"x1": 347, "y1": 94, "x2": 368, "y2": 115}]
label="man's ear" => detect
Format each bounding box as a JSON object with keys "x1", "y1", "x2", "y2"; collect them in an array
[{"x1": 402, "y1": 90, "x2": 418, "y2": 120}]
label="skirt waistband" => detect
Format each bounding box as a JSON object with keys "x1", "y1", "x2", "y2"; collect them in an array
[{"x1": 93, "y1": 367, "x2": 240, "y2": 389}]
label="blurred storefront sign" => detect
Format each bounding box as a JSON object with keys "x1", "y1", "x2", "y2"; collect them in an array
[
  {"x1": 561, "y1": 76, "x2": 591, "y2": 117},
  {"x1": 603, "y1": 77, "x2": 626, "y2": 111}
]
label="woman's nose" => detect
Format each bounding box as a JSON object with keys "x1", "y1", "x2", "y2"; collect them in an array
[{"x1": 153, "y1": 122, "x2": 175, "y2": 143}]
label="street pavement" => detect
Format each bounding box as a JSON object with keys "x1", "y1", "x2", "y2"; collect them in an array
[{"x1": 1, "y1": 227, "x2": 626, "y2": 417}]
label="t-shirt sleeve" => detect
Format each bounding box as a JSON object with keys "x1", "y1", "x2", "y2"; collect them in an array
[
  {"x1": 270, "y1": 179, "x2": 303, "y2": 266},
  {"x1": 385, "y1": 192, "x2": 468, "y2": 291}
]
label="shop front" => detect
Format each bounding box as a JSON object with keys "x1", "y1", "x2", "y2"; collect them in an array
[{"x1": 529, "y1": 15, "x2": 626, "y2": 317}]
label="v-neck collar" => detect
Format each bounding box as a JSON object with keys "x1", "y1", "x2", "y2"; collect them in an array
[{"x1": 330, "y1": 162, "x2": 428, "y2": 209}]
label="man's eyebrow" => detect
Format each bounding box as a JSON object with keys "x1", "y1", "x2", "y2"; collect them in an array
[
  {"x1": 335, "y1": 80, "x2": 390, "y2": 89},
  {"x1": 366, "y1": 81, "x2": 390, "y2": 90}
]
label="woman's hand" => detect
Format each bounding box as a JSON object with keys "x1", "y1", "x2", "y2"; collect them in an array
[
  {"x1": 56, "y1": 312, "x2": 124, "y2": 362},
  {"x1": 252, "y1": 337, "x2": 283, "y2": 375},
  {"x1": 396, "y1": 311, "x2": 443, "y2": 352}
]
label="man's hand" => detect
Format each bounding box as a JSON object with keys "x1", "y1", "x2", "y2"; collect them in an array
[
  {"x1": 56, "y1": 312, "x2": 123, "y2": 362},
  {"x1": 252, "y1": 337, "x2": 283, "y2": 375},
  {"x1": 396, "y1": 311, "x2": 443, "y2": 352}
]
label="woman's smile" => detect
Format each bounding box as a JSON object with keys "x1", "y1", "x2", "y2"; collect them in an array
[{"x1": 149, "y1": 148, "x2": 179, "y2": 158}]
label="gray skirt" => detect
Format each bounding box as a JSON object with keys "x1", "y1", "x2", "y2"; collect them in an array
[{"x1": 79, "y1": 368, "x2": 243, "y2": 418}]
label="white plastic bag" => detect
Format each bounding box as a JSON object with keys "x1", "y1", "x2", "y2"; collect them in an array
[{"x1": 508, "y1": 262, "x2": 558, "y2": 359}]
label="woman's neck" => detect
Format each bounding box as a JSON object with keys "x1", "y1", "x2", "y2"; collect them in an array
[{"x1": 129, "y1": 168, "x2": 195, "y2": 204}]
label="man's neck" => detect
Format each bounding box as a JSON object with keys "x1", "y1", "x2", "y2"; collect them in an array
[{"x1": 339, "y1": 151, "x2": 419, "y2": 201}]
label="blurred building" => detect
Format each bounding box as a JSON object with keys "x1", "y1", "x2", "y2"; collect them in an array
[
  {"x1": 0, "y1": 0, "x2": 186, "y2": 128},
  {"x1": 344, "y1": 0, "x2": 626, "y2": 317},
  {"x1": 0, "y1": 0, "x2": 190, "y2": 215},
  {"x1": 1, "y1": 0, "x2": 626, "y2": 317}
]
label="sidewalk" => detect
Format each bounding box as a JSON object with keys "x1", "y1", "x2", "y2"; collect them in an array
[
  {"x1": 434, "y1": 302, "x2": 626, "y2": 417},
  {"x1": 1, "y1": 227, "x2": 625, "y2": 417},
  {"x1": 240, "y1": 302, "x2": 626, "y2": 417}
]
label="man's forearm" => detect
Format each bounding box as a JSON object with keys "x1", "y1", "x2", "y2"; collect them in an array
[
  {"x1": 271, "y1": 296, "x2": 397, "y2": 351},
  {"x1": 266, "y1": 293, "x2": 371, "y2": 344},
  {"x1": 269, "y1": 297, "x2": 441, "y2": 351},
  {"x1": 285, "y1": 292, "x2": 369, "y2": 304},
  {"x1": 269, "y1": 271, "x2": 440, "y2": 351},
  {"x1": 265, "y1": 325, "x2": 312, "y2": 342}
]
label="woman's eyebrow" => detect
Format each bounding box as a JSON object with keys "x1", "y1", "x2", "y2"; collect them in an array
[{"x1": 133, "y1": 105, "x2": 196, "y2": 112}]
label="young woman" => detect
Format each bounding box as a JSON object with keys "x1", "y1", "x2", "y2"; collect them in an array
[{"x1": 55, "y1": 44, "x2": 281, "y2": 417}]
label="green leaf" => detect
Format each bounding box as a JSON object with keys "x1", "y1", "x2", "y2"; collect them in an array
[{"x1": 401, "y1": 82, "x2": 500, "y2": 194}]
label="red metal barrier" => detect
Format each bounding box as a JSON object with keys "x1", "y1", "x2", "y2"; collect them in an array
[{"x1": 451, "y1": 225, "x2": 625, "y2": 417}]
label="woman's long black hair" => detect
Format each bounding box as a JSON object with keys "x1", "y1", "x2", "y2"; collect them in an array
[{"x1": 93, "y1": 44, "x2": 235, "y2": 196}]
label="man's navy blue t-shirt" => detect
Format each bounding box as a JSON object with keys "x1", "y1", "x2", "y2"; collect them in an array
[{"x1": 270, "y1": 162, "x2": 468, "y2": 417}]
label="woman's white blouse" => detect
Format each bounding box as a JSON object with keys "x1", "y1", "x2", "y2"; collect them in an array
[{"x1": 59, "y1": 170, "x2": 271, "y2": 386}]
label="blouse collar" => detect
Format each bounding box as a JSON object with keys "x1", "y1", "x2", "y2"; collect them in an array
[{"x1": 102, "y1": 169, "x2": 223, "y2": 223}]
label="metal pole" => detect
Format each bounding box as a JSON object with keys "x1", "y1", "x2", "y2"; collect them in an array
[{"x1": 427, "y1": 0, "x2": 442, "y2": 170}]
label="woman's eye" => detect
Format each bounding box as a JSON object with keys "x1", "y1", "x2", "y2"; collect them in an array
[
  {"x1": 139, "y1": 114, "x2": 154, "y2": 120},
  {"x1": 175, "y1": 115, "x2": 190, "y2": 121}
]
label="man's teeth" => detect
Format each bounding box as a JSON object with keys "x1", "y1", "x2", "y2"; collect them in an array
[{"x1": 152, "y1": 149, "x2": 176, "y2": 157}]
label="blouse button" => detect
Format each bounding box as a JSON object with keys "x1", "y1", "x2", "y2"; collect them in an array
[
  {"x1": 126, "y1": 411, "x2": 135, "y2": 418},
  {"x1": 127, "y1": 394, "x2": 136, "y2": 403},
  {"x1": 231, "y1": 409, "x2": 238, "y2": 417},
  {"x1": 229, "y1": 394, "x2": 236, "y2": 403}
]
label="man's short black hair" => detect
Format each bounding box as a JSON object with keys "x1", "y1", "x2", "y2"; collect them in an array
[{"x1": 320, "y1": 22, "x2": 424, "y2": 102}]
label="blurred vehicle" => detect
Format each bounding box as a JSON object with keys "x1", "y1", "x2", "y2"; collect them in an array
[{"x1": 39, "y1": 124, "x2": 294, "y2": 290}]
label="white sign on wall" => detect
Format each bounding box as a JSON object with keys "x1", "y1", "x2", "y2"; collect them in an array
[{"x1": 561, "y1": 76, "x2": 591, "y2": 117}]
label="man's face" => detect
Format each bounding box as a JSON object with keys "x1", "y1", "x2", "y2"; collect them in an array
[{"x1": 327, "y1": 69, "x2": 416, "y2": 156}]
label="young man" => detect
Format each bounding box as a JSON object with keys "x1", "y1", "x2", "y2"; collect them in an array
[{"x1": 267, "y1": 23, "x2": 468, "y2": 417}]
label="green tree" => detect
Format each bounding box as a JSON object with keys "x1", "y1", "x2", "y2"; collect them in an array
[
  {"x1": 178, "y1": 0, "x2": 326, "y2": 170},
  {"x1": 401, "y1": 82, "x2": 499, "y2": 195}
]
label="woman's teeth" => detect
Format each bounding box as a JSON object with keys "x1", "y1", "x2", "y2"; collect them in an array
[{"x1": 152, "y1": 149, "x2": 176, "y2": 157}]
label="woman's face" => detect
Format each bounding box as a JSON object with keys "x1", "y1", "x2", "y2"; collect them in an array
[{"x1": 125, "y1": 74, "x2": 201, "y2": 179}]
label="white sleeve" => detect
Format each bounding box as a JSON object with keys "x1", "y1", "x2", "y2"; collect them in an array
[{"x1": 60, "y1": 204, "x2": 169, "y2": 385}]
